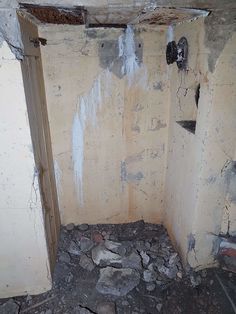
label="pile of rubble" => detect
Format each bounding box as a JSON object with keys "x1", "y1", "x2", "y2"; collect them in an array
[
  {"x1": 56, "y1": 220, "x2": 184, "y2": 313},
  {"x1": 1, "y1": 221, "x2": 233, "y2": 313}
]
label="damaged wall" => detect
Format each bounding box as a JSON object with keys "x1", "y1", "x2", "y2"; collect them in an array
[
  {"x1": 164, "y1": 14, "x2": 236, "y2": 269},
  {"x1": 0, "y1": 41, "x2": 51, "y2": 297},
  {"x1": 38, "y1": 24, "x2": 169, "y2": 225}
]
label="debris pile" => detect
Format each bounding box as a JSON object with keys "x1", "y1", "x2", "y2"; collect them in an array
[{"x1": 1, "y1": 221, "x2": 234, "y2": 313}]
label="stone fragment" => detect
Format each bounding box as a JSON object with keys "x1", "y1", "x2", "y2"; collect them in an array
[
  {"x1": 135, "y1": 240, "x2": 145, "y2": 252},
  {"x1": 80, "y1": 237, "x2": 94, "y2": 252},
  {"x1": 45, "y1": 310, "x2": 52, "y2": 314},
  {"x1": 96, "y1": 267, "x2": 140, "y2": 296},
  {"x1": 143, "y1": 269, "x2": 157, "y2": 282},
  {"x1": 79, "y1": 254, "x2": 95, "y2": 271},
  {"x1": 122, "y1": 251, "x2": 142, "y2": 270},
  {"x1": 145, "y1": 241, "x2": 151, "y2": 250},
  {"x1": 140, "y1": 251, "x2": 150, "y2": 266},
  {"x1": 117, "y1": 245, "x2": 127, "y2": 257},
  {"x1": 146, "y1": 283, "x2": 156, "y2": 291},
  {"x1": 122, "y1": 300, "x2": 129, "y2": 306},
  {"x1": 0, "y1": 299, "x2": 19, "y2": 314},
  {"x1": 156, "y1": 303, "x2": 162, "y2": 312},
  {"x1": 73, "y1": 230, "x2": 83, "y2": 242},
  {"x1": 154, "y1": 257, "x2": 165, "y2": 267},
  {"x1": 104, "y1": 240, "x2": 121, "y2": 253},
  {"x1": 68, "y1": 241, "x2": 81, "y2": 256},
  {"x1": 150, "y1": 243, "x2": 159, "y2": 253},
  {"x1": 92, "y1": 244, "x2": 122, "y2": 265},
  {"x1": 92, "y1": 231, "x2": 104, "y2": 244},
  {"x1": 97, "y1": 301, "x2": 116, "y2": 314},
  {"x1": 168, "y1": 252, "x2": 180, "y2": 267},
  {"x1": 158, "y1": 265, "x2": 178, "y2": 279},
  {"x1": 65, "y1": 273, "x2": 73, "y2": 283},
  {"x1": 78, "y1": 224, "x2": 89, "y2": 231},
  {"x1": 190, "y1": 274, "x2": 201, "y2": 287},
  {"x1": 59, "y1": 252, "x2": 71, "y2": 263},
  {"x1": 66, "y1": 223, "x2": 75, "y2": 231}
]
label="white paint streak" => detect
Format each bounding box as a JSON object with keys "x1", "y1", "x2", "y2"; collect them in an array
[
  {"x1": 54, "y1": 159, "x2": 62, "y2": 197},
  {"x1": 119, "y1": 25, "x2": 140, "y2": 85},
  {"x1": 167, "y1": 25, "x2": 174, "y2": 43},
  {"x1": 72, "y1": 70, "x2": 111, "y2": 206},
  {"x1": 72, "y1": 111, "x2": 84, "y2": 206}
]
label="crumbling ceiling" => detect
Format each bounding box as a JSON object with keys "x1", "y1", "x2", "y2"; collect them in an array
[{"x1": 20, "y1": 4, "x2": 208, "y2": 26}]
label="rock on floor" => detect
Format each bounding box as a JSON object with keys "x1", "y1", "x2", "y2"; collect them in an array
[
  {"x1": 0, "y1": 299, "x2": 19, "y2": 314},
  {"x1": 96, "y1": 266, "x2": 140, "y2": 296},
  {"x1": 97, "y1": 301, "x2": 116, "y2": 314},
  {"x1": 92, "y1": 244, "x2": 122, "y2": 266}
]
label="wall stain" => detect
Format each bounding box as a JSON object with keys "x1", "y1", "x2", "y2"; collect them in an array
[
  {"x1": 98, "y1": 26, "x2": 143, "y2": 79},
  {"x1": 120, "y1": 161, "x2": 144, "y2": 183},
  {"x1": 149, "y1": 118, "x2": 167, "y2": 131},
  {"x1": 153, "y1": 81, "x2": 163, "y2": 91}
]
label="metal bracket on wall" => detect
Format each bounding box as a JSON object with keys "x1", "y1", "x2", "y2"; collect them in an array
[{"x1": 30, "y1": 37, "x2": 47, "y2": 48}]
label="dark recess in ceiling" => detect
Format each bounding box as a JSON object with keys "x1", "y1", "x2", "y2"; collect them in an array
[{"x1": 20, "y1": 4, "x2": 87, "y2": 24}]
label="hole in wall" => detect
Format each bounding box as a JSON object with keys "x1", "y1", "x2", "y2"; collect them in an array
[
  {"x1": 176, "y1": 120, "x2": 196, "y2": 134},
  {"x1": 195, "y1": 83, "x2": 200, "y2": 108},
  {"x1": 88, "y1": 23, "x2": 127, "y2": 29}
]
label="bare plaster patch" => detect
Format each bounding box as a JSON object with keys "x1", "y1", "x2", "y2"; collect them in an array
[
  {"x1": 205, "y1": 10, "x2": 236, "y2": 72},
  {"x1": 0, "y1": 9, "x2": 23, "y2": 59}
]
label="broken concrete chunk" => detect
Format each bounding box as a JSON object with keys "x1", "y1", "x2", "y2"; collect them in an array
[
  {"x1": 59, "y1": 252, "x2": 71, "y2": 264},
  {"x1": 78, "y1": 224, "x2": 89, "y2": 231},
  {"x1": 156, "y1": 303, "x2": 163, "y2": 312},
  {"x1": 104, "y1": 240, "x2": 122, "y2": 253},
  {"x1": 146, "y1": 283, "x2": 156, "y2": 291},
  {"x1": 79, "y1": 254, "x2": 95, "y2": 271},
  {"x1": 143, "y1": 269, "x2": 157, "y2": 282},
  {"x1": 92, "y1": 244, "x2": 122, "y2": 265},
  {"x1": 150, "y1": 243, "x2": 159, "y2": 253},
  {"x1": 122, "y1": 251, "x2": 142, "y2": 270},
  {"x1": 140, "y1": 251, "x2": 150, "y2": 267},
  {"x1": 97, "y1": 301, "x2": 116, "y2": 314},
  {"x1": 96, "y1": 267, "x2": 140, "y2": 296},
  {"x1": 158, "y1": 265, "x2": 178, "y2": 279},
  {"x1": 80, "y1": 237, "x2": 94, "y2": 252},
  {"x1": 0, "y1": 299, "x2": 19, "y2": 314},
  {"x1": 168, "y1": 252, "x2": 179, "y2": 266},
  {"x1": 68, "y1": 241, "x2": 81, "y2": 256},
  {"x1": 190, "y1": 274, "x2": 202, "y2": 287},
  {"x1": 66, "y1": 223, "x2": 75, "y2": 231}
]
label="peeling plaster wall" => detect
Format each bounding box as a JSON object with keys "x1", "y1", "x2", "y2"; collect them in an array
[
  {"x1": 0, "y1": 42, "x2": 51, "y2": 297},
  {"x1": 38, "y1": 24, "x2": 169, "y2": 225},
  {"x1": 164, "y1": 16, "x2": 236, "y2": 269}
]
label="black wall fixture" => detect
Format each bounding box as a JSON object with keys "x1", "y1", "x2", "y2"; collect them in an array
[{"x1": 166, "y1": 37, "x2": 188, "y2": 70}]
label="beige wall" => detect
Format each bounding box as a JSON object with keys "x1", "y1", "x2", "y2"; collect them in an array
[
  {"x1": 39, "y1": 24, "x2": 169, "y2": 225},
  {"x1": 0, "y1": 41, "x2": 51, "y2": 297},
  {"x1": 164, "y1": 18, "x2": 236, "y2": 269}
]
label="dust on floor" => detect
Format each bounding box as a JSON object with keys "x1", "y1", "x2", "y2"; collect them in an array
[{"x1": 0, "y1": 221, "x2": 236, "y2": 314}]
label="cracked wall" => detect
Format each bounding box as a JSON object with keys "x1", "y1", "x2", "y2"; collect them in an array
[
  {"x1": 38, "y1": 23, "x2": 169, "y2": 225},
  {"x1": 164, "y1": 15, "x2": 236, "y2": 269}
]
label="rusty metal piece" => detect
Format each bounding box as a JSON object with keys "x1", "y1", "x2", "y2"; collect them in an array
[{"x1": 30, "y1": 37, "x2": 47, "y2": 48}]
